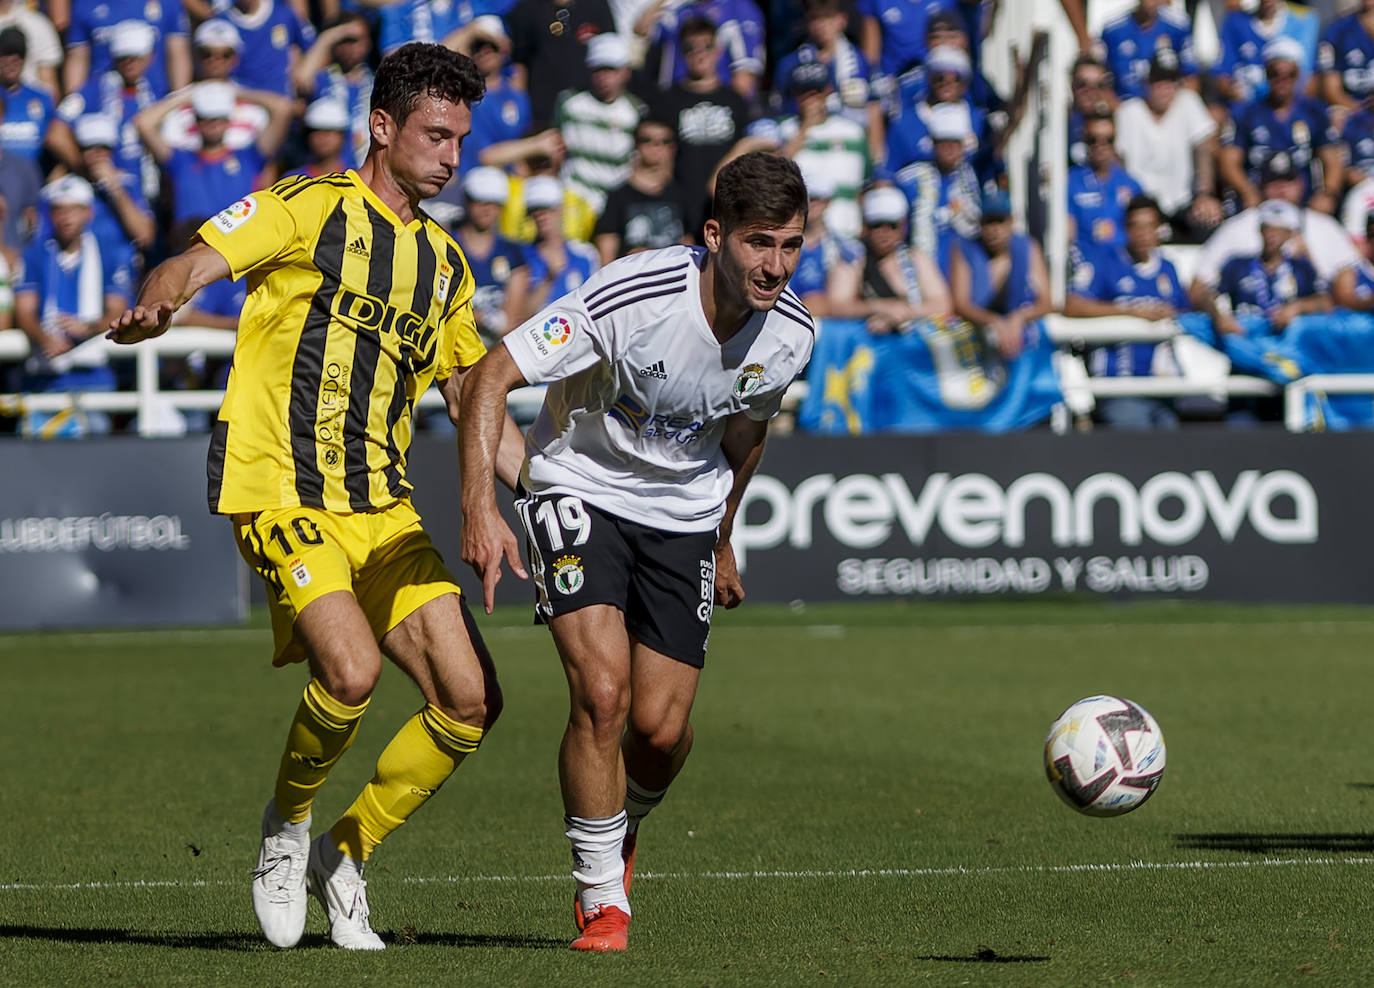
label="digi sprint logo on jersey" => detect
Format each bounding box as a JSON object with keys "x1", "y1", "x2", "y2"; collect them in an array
[
  {"x1": 330, "y1": 290, "x2": 436, "y2": 366},
  {"x1": 607, "y1": 393, "x2": 707, "y2": 445},
  {"x1": 526, "y1": 313, "x2": 575, "y2": 360}
]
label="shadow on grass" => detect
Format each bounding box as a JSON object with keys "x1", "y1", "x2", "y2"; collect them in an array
[
  {"x1": 917, "y1": 948, "x2": 1050, "y2": 963},
  {"x1": 0, "y1": 925, "x2": 564, "y2": 951},
  {"x1": 1174, "y1": 833, "x2": 1374, "y2": 853}
]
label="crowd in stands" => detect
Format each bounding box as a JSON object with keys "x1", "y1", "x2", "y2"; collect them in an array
[{"x1": 6, "y1": 0, "x2": 1374, "y2": 436}]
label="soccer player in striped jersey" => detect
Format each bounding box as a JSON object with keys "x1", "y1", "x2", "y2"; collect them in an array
[
  {"x1": 107, "y1": 42, "x2": 527, "y2": 951},
  {"x1": 458, "y1": 151, "x2": 815, "y2": 951}
]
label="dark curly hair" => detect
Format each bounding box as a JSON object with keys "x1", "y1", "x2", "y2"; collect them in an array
[
  {"x1": 711, "y1": 152, "x2": 807, "y2": 233},
  {"x1": 371, "y1": 43, "x2": 485, "y2": 130}
]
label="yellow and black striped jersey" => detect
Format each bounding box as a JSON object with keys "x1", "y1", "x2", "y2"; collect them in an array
[{"x1": 196, "y1": 170, "x2": 484, "y2": 515}]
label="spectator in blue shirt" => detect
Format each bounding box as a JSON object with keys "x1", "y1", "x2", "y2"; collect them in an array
[
  {"x1": 220, "y1": 0, "x2": 316, "y2": 96},
  {"x1": 772, "y1": 0, "x2": 877, "y2": 138},
  {"x1": 1343, "y1": 97, "x2": 1374, "y2": 186},
  {"x1": 1064, "y1": 194, "x2": 1189, "y2": 429},
  {"x1": 1067, "y1": 54, "x2": 1114, "y2": 167},
  {"x1": 894, "y1": 100, "x2": 980, "y2": 278},
  {"x1": 1100, "y1": 0, "x2": 1197, "y2": 101},
  {"x1": 0, "y1": 28, "x2": 69, "y2": 167},
  {"x1": 452, "y1": 16, "x2": 531, "y2": 182},
  {"x1": 1317, "y1": 0, "x2": 1374, "y2": 121},
  {"x1": 55, "y1": 20, "x2": 167, "y2": 204},
  {"x1": 893, "y1": 11, "x2": 1002, "y2": 120},
  {"x1": 522, "y1": 175, "x2": 601, "y2": 312},
  {"x1": 71, "y1": 113, "x2": 154, "y2": 263},
  {"x1": 885, "y1": 45, "x2": 993, "y2": 179},
  {"x1": 280, "y1": 98, "x2": 352, "y2": 180},
  {"x1": 1067, "y1": 110, "x2": 1142, "y2": 278},
  {"x1": 292, "y1": 12, "x2": 374, "y2": 174},
  {"x1": 455, "y1": 166, "x2": 533, "y2": 345},
  {"x1": 378, "y1": 0, "x2": 473, "y2": 56},
  {"x1": 14, "y1": 176, "x2": 133, "y2": 438},
  {"x1": 1215, "y1": 198, "x2": 1331, "y2": 336},
  {"x1": 1217, "y1": 0, "x2": 1319, "y2": 111},
  {"x1": 858, "y1": 0, "x2": 953, "y2": 80},
  {"x1": 639, "y1": 0, "x2": 767, "y2": 100},
  {"x1": 64, "y1": 3, "x2": 190, "y2": 99},
  {"x1": 135, "y1": 80, "x2": 295, "y2": 227},
  {"x1": 1221, "y1": 37, "x2": 1343, "y2": 215}
]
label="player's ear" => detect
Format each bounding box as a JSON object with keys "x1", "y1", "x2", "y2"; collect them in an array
[
  {"x1": 702, "y1": 218, "x2": 722, "y2": 253},
  {"x1": 369, "y1": 107, "x2": 395, "y2": 148}
]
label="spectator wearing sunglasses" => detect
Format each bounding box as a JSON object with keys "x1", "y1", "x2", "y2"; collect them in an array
[
  {"x1": 1067, "y1": 54, "x2": 1113, "y2": 167},
  {"x1": 1220, "y1": 37, "x2": 1343, "y2": 215},
  {"x1": 1067, "y1": 110, "x2": 1142, "y2": 277}
]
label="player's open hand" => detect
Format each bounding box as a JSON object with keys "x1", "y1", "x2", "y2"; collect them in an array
[
  {"x1": 107, "y1": 301, "x2": 176, "y2": 344},
  {"x1": 461, "y1": 506, "x2": 528, "y2": 614},
  {"x1": 714, "y1": 540, "x2": 745, "y2": 609}
]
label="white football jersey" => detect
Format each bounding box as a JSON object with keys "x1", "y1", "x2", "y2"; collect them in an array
[{"x1": 502, "y1": 245, "x2": 815, "y2": 533}]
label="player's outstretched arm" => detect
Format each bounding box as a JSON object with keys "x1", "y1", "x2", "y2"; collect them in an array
[
  {"x1": 715, "y1": 412, "x2": 769, "y2": 609},
  {"x1": 107, "y1": 242, "x2": 232, "y2": 344},
  {"x1": 458, "y1": 346, "x2": 531, "y2": 614}
]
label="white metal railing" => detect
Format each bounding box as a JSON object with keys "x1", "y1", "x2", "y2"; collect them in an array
[
  {"x1": 0, "y1": 327, "x2": 548, "y2": 433},
  {"x1": 1283, "y1": 374, "x2": 1374, "y2": 431}
]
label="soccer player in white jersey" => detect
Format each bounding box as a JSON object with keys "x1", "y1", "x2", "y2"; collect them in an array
[{"x1": 457, "y1": 151, "x2": 815, "y2": 951}]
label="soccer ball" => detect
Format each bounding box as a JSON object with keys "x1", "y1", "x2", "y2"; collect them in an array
[{"x1": 1044, "y1": 695, "x2": 1166, "y2": 817}]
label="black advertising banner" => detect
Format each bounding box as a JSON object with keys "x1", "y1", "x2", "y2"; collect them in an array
[
  {"x1": 411, "y1": 429, "x2": 1374, "y2": 606},
  {"x1": 0, "y1": 438, "x2": 246, "y2": 630}
]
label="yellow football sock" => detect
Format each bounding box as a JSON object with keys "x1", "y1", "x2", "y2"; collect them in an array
[
  {"x1": 330, "y1": 705, "x2": 484, "y2": 862},
  {"x1": 273, "y1": 678, "x2": 369, "y2": 824}
]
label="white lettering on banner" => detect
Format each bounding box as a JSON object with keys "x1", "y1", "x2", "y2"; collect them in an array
[
  {"x1": 734, "y1": 470, "x2": 1317, "y2": 568},
  {"x1": 836, "y1": 555, "x2": 1209, "y2": 596},
  {"x1": 0, "y1": 515, "x2": 192, "y2": 553}
]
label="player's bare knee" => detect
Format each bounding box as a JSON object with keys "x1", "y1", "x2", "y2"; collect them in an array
[
  {"x1": 574, "y1": 677, "x2": 631, "y2": 738},
  {"x1": 437, "y1": 679, "x2": 502, "y2": 732},
  {"x1": 318, "y1": 656, "x2": 381, "y2": 706}
]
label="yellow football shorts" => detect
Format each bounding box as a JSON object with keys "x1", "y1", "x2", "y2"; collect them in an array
[{"x1": 232, "y1": 500, "x2": 463, "y2": 666}]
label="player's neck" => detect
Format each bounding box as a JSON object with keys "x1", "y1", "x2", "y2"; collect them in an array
[
  {"x1": 357, "y1": 157, "x2": 418, "y2": 225},
  {"x1": 699, "y1": 256, "x2": 751, "y2": 343}
]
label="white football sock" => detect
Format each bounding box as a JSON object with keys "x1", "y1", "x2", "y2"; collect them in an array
[
  {"x1": 624, "y1": 777, "x2": 667, "y2": 834},
  {"x1": 565, "y1": 811, "x2": 630, "y2": 915}
]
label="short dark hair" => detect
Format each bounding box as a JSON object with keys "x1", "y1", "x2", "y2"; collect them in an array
[
  {"x1": 711, "y1": 152, "x2": 807, "y2": 232},
  {"x1": 635, "y1": 113, "x2": 676, "y2": 138},
  {"x1": 1125, "y1": 193, "x2": 1161, "y2": 219},
  {"x1": 371, "y1": 43, "x2": 484, "y2": 130},
  {"x1": 679, "y1": 15, "x2": 717, "y2": 44},
  {"x1": 0, "y1": 27, "x2": 26, "y2": 59},
  {"x1": 803, "y1": 0, "x2": 846, "y2": 17}
]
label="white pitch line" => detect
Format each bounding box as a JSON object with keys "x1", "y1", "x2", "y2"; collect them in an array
[{"x1": 5, "y1": 855, "x2": 1373, "y2": 894}]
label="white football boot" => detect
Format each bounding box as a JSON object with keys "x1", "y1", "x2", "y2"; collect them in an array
[
  {"x1": 250, "y1": 801, "x2": 310, "y2": 948},
  {"x1": 306, "y1": 835, "x2": 386, "y2": 950}
]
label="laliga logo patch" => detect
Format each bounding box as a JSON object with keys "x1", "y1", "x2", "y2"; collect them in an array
[
  {"x1": 733, "y1": 363, "x2": 765, "y2": 398},
  {"x1": 542, "y1": 314, "x2": 573, "y2": 346},
  {"x1": 552, "y1": 554, "x2": 584, "y2": 595},
  {"x1": 213, "y1": 195, "x2": 257, "y2": 234}
]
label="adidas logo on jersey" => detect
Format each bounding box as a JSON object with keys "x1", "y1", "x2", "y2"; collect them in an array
[
  {"x1": 345, "y1": 237, "x2": 370, "y2": 257},
  {"x1": 637, "y1": 360, "x2": 668, "y2": 379}
]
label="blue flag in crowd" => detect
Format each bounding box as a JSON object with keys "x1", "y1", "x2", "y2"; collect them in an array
[
  {"x1": 1177, "y1": 310, "x2": 1374, "y2": 429},
  {"x1": 797, "y1": 317, "x2": 1062, "y2": 434}
]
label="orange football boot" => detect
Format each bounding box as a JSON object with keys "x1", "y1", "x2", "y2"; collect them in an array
[{"x1": 570, "y1": 904, "x2": 630, "y2": 951}]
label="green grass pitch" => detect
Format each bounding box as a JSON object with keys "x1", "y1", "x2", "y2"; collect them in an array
[{"x1": 4, "y1": 599, "x2": 1374, "y2": 986}]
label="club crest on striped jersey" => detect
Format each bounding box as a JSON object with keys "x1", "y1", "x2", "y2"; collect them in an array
[
  {"x1": 437, "y1": 262, "x2": 453, "y2": 304},
  {"x1": 212, "y1": 195, "x2": 257, "y2": 234},
  {"x1": 734, "y1": 363, "x2": 765, "y2": 398}
]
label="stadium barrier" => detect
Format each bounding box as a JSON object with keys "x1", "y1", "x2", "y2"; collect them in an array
[{"x1": 1, "y1": 428, "x2": 1370, "y2": 630}]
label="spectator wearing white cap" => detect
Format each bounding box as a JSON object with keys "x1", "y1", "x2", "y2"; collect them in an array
[
  {"x1": 894, "y1": 100, "x2": 981, "y2": 279},
  {"x1": 0, "y1": 0, "x2": 62, "y2": 93},
  {"x1": 778, "y1": 58, "x2": 869, "y2": 240},
  {"x1": 1220, "y1": 36, "x2": 1343, "y2": 215},
  {"x1": 1212, "y1": 197, "x2": 1330, "y2": 339},
  {"x1": 884, "y1": 45, "x2": 997, "y2": 181},
  {"x1": 824, "y1": 184, "x2": 951, "y2": 335},
  {"x1": 14, "y1": 175, "x2": 134, "y2": 437},
  {"x1": 55, "y1": 19, "x2": 168, "y2": 203},
  {"x1": 506, "y1": 0, "x2": 616, "y2": 124},
  {"x1": 281, "y1": 99, "x2": 353, "y2": 180},
  {"x1": 72, "y1": 112, "x2": 155, "y2": 254},
  {"x1": 523, "y1": 174, "x2": 602, "y2": 312},
  {"x1": 1215, "y1": 0, "x2": 1317, "y2": 110},
  {"x1": 787, "y1": 162, "x2": 862, "y2": 317},
  {"x1": 292, "y1": 13, "x2": 374, "y2": 172},
  {"x1": 220, "y1": 0, "x2": 317, "y2": 97},
  {"x1": 554, "y1": 33, "x2": 647, "y2": 216},
  {"x1": 159, "y1": 21, "x2": 274, "y2": 156},
  {"x1": 134, "y1": 78, "x2": 295, "y2": 227},
  {"x1": 64, "y1": 7, "x2": 191, "y2": 101},
  {"x1": 593, "y1": 114, "x2": 690, "y2": 265},
  {"x1": 455, "y1": 166, "x2": 533, "y2": 345}
]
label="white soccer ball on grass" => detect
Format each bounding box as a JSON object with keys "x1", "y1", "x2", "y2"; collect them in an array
[{"x1": 1044, "y1": 695, "x2": 1166, "y2": 817}]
